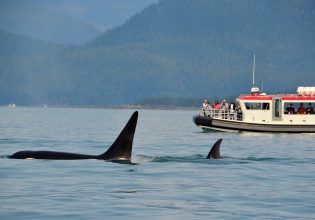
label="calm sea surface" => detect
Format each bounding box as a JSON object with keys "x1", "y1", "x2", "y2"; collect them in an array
[{"x1": 0, "y1": 107, "x2": 314, "y2": 219}]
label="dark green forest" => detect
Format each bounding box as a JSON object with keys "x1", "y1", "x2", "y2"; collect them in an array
[{"x1": 1, "y1": 0, "x2": 315, "y2": 107}]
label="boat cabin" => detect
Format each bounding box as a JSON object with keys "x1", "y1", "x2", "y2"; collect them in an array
[{"x1": 237, "y1": 94, "x2": 315, "y2": 125}]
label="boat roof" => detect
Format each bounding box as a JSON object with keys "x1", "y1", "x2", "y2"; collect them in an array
[{"x1": 238, "y1": 94, "x2": 315, "y2": 101}]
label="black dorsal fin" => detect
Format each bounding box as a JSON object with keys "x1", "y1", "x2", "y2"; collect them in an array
[
  {"x1": 206, "y1": 139, "x2": 222, "y2": 159},
  {"x1": 98, "y1": 111, "x2": 138, "y2": 161}
]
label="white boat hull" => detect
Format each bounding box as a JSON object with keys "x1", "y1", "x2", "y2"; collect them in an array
[{"x1": 193, "y1": 115, "x2": 315, "y2": 133}]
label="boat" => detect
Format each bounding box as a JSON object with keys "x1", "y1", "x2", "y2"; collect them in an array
[
  {"x1": 193, "y1": 86, "x2": 315, "y2": 133},
  {"x1": 193, "y1": 55, "x2": 315, "y2": 133}
]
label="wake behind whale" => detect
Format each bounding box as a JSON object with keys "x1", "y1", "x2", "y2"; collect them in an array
[{"x1": 133, "y1": 139, "x2": 224, "y2": 164}]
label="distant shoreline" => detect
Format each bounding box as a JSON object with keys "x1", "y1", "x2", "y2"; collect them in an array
[{"x1": 1, "y1": 104, "x2": 200, "y2": 111}]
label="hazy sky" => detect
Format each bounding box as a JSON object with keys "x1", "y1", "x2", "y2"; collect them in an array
[{"x1": 0, "y1": 0, "x2": 160, "y2": 44}]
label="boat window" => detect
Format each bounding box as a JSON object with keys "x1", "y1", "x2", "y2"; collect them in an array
[
  {"x1": 245, "y1": 103, "x2": 250, "y2": 110},
  {"x1": 262, "y1": 103, "x2": 270, "y2": 110},
  {"x1": 252, "y1": 103, "x2": 261, "y2": 110},
  {"x1": 244, "y1": 102, "x2": 270, "y2": 110},
  {"x1": 284, "y1": 102, "x2": 315, "y2": 114}
]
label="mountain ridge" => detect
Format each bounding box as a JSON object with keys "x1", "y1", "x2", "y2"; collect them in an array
[
  {"x1": 1, "y1": 0, "x2": 315, "y2": 106},
  {"x1": 0, "y1": 0, "x2": 101, "y2": 45}
]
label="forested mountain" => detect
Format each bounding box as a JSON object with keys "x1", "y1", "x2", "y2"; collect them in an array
[
  {"x1": 0, "y1": 29, "x2": 70, "y2": 105},
  {"x1": 1, "y1": 0, "x2": 315, "y2": 107}
]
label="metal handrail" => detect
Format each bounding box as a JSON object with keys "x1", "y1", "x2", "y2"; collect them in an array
[{"x1": 200, "y1": 109, "x2": 243, "y2": 121}]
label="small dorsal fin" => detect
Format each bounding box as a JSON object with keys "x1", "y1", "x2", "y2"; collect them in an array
[
  {"x1": 206, "y1": 139, "x2": 222, "y2": 159},
  {"x1": 98, "y1": 111, "x2": 138, "y2": 161}
]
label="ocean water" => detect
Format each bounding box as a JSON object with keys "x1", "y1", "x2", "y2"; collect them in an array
[{"x1": 0, "y1": 107, "x2": 314, "y2": 219}]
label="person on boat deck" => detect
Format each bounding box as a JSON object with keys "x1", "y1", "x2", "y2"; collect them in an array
[
  {"x1": 220, "y1": 99, "x2": 229, "y2": 110},
  {"x1": 213, "y1": 101, "x2": 220, "y2": 109},
  {"x1": 202, "y1": 99, "x2": 208, "y2": 109},
  {"x1": 229, "y1": 100, "x2": 236, "y2": 113},
  {"x1": 229, "y1": 100, "x2": 236, "y2": 119},
  {"x1": 236, "y1": 103, "x2": 243, "y2": 120},
  {"x1": 306, "y1": 103, "x2": 314, "y2": 114},
  {"x1": 297, "y1": 103, "x2": 306, "y2": 114},
  {"x1": 202, "y1": 99, "x2": 211, "y2": 116},
  {"x1": 220, "y1": 99, "x2": 229, "y2": 119},
  {"x1": 286, "y1": 103, "x2": 295, "y2": 114}
]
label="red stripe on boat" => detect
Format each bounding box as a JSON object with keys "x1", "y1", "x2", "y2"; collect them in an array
[
  {"x1": 238, "y1": 96, "x2": 273, "y2": 100},
  {"x1": 282, "y1": 96, "x2": 315, "y2": 101}
]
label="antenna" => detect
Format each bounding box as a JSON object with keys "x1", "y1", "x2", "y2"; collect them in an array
[
  {"x1": 252, "y1": 53, "x2": 256, "y2": 87},
  {"x1": 250, "y1": 53, "x2": 260, "y2": 94}
]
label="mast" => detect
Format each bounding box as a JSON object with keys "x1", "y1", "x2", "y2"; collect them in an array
[
  {"x1": 252, "y1": 53, "x2": 256, "y2": 87},
  {"x1": 250, "y1": 53, "x2": 259, "y2": 94}
]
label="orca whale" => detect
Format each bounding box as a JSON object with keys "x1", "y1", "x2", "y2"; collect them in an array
[
  {"x1": 206, "y1": 139, "x2": 222, "y2": 159},
  {"x1": 9, "y1": 111, "x2": 138, "y2": 163}
]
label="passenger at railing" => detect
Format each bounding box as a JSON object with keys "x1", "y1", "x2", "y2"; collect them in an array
[
  {"x1": 212, "y1": 100, "x2": 220, "y2": 117},
  {"x1": 229, "y1": 100, "x2": 236, "y2": 119},
  {"x1": 220, "y1": 99, "x2": 229, "y2": 110},
  {"x1": 220, "y1": 99, "x2": 229, "y2": 119},
  {"x1": 229, "y1": 100, "x2": 236, "y2": 112},
  {"x1": 213, "y1": 100, "x2": 220, "y2": 109},
  {"x1": 202, "y1": 99, "x2": 211, "y2": 116},
  {"x1": 206, "y1": 101, "x2": 212, "y2": 113},
  {"x1": 306, "y1": 103, "x2": 314, "y2": 114},
  {"x1": 297, "y1": 103, "x2": 306, "y2": 114},
  {"x1": 236, "y1": 104, "x2": 243, "y2": 120},
  {"x1": 286, "y1": 103, "x2": 295, "y2": 114},
  {"x1": 202, "y1": 99, "x2": 208, "y2": 109}
]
